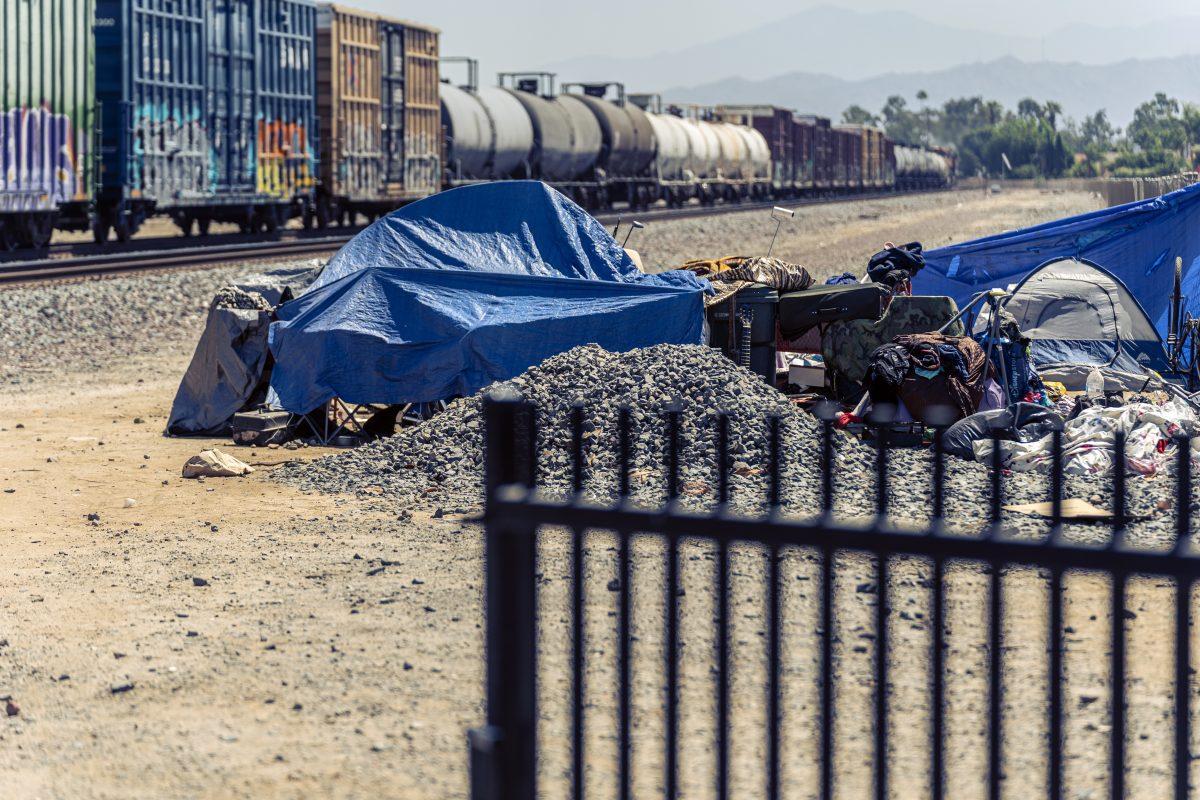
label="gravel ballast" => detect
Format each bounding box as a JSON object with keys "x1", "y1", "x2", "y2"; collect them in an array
[
  {"x1": 278, "y1": 344, "x2": 1192, "y2": 549},
  {"x1": 0, "y1": 259, "x2": 322, "y2": 389}
]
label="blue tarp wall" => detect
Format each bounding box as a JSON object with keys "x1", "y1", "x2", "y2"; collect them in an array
[
  {"x1": 268, "y1": 182, "x2": 707, "y2": 412},
  {"x1": 916, "y1": 182, "x2": 1200, "y2": 339}
]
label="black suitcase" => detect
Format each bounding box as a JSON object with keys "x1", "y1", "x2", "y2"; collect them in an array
[
  {"x1": 231, "y1": 409, "x2": 294, "y2": 446},
  {"x1": 777, "y1": 283, "x2": 888, "y2": 339}
]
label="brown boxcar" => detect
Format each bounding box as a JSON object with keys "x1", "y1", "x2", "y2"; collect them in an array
[
  {"x1": 795, "y1": 115, "x2": 832, "y2": 191},
  {"x1": 835, "y1": 124, "x2": 886, "y2": 189},
  {"x1": 316, "y1": 4, "x2": 440, "y2": 225}
]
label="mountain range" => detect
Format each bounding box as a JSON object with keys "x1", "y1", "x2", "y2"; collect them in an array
[
  {"x1": 663, "y1": 56, "x2": 1200, "y2": 128},
  {"x1": 540, "y1": 5, "x2": 1200, "y2": 126}
]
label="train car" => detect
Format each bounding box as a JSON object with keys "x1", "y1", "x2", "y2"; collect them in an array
[
  {"x1": 440, "y1": 59, "x2": 535, "y2": 184},
  {"x1": 840, "y1": 127, "x2": 864, "y2": 190},
  {"x1": 895, "y1": 144, "x2": 953, "y2": 189},
  {"x1": 561, "y1": 83, "x2": 657, "y2": 209},
  {"x1": 316, "y1": 5, "x2": 440, "y2": 226},
  {"x1": 835, "y1": 124, "x2": 887, "y2": 191},
  {"x1": 489, "y1": 73, "x2": 605, "y2": 207},
  {"x1": 94, "y1": 0, "x2": 318, "y2": 241},
  {"x1": 717, "y1": 105, "x2": 794, "y2": 196},
  {"x1": 0, "y1": 0, "x2": 94, "y2": 249},
  {"x1": 796, "y1": 115, "x2": 833, "y2": 192}
]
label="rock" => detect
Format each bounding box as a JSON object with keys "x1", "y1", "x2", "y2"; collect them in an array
[
  {"x1": 123, "y1": 498, "x2": 137, "y2": 508},
  {"x1": 110, "y1": 682, "x2": 134, "y2": 694},
  {"x1": 5, "y1": 699, "x2": 18, "y2": 717},
  {"x1": 192, "y1": 577, "x2": 210, "y2": 587},
  {"x1": 133, "y1": 417, "x2": 145, "y2": 424}
]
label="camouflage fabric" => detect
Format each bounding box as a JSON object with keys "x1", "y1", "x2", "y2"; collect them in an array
[
  {"x1": 678, "y1": 256, "x2": 813, "y2": 307},
  {"x1": 823, "y1": 296, "x2": 964, "y2": 385}
]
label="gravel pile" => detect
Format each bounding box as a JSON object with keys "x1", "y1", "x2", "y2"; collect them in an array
[
  {"x1": 212, "y1": 285, "x2": 271, "y2": 310},
  {"x1": 277, "y1": 343, "x2": 1192, "y2": 548}
]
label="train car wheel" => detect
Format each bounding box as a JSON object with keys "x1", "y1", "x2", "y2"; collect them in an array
[
  {"x1": 0, "y1": 222, "x2": 18, "y2": 252},
  {"x1": 31, "y1": 215, "x2": 53, "y2": 249},
  {"x1": 302, "y1": 206, "x2": 315, "y2": 230},
  {"x1": 114, "y1": 218, "x2": 130, "y2": 244}
]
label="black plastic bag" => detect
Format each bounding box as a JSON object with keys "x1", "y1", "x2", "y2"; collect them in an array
[{"x1": 942, "y1": 402, "x2": 1063, "y2": 461}]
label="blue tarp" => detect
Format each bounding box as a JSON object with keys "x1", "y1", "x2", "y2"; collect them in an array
[
  {"x1": 268, "y1": 182, "x2": 708, "y2": 411},
  {"x1": 916, "y1": 181, "x2": 1200, "y2": 340}
]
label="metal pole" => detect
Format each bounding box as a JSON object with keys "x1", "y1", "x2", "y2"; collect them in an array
[
  {"x1": 470, "y1": 394, "x2": 538, "y2": 800},
  {"x1": 768, "y1": 219, "x2": 783, "y2": 258}
]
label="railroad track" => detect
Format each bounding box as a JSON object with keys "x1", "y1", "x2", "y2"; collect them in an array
[{"x1": 0, "y1": 189, "x2": 946, "y2": 285}]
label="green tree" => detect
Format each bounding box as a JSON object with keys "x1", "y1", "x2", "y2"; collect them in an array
[
  {"x1": 1127, "y1": 92, "x2": 1187, "y2": 152},
  {"x1": 1080, "y1": 110, "x2": 1116, "y2": 150},
  {"x1": 841, "y1": 105, "x2": 880, "y2": 126},
  {"x1": 880, "y1": 95, "x2": 924, "y2": 144}
]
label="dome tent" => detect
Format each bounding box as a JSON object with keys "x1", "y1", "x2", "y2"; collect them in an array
[{"x1": 973, "y1": 257, "x2": 1169, "y2": 388}]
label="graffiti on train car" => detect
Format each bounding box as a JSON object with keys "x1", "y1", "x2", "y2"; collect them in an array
[
  {"x1": 0, "y1": 107, "x2": 79, "y2": 211},
  {"x1": 256, "y1": 119, "x2": 316, "y2": 198},
  {"x1": 132, "y1": 107, "x2": 209, "y2": 201}
]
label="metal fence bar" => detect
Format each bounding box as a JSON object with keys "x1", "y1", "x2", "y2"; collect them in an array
[
  {"x1": 1176, "y1": 434, "x2": 1193, "y2": 800},
  {"x1": 716, "y1": 413, "x2": 730, "y2": 800},
  {"x1": 617, "y1": 407, "x2": 632, "y2": 800},
  {"x1": 819, "y1": 413, "x2": 835, "y2": 800},
  {"x1": 1112, "y1": 432, "x2": 1128, "y2": 800},
  {"x1": 570, "y1": 405, "x2": 585, "y2": 800},
  {"x1": 665, "y1": 409, "x2": 681, "y2": 799},
  {"x1": 989, "y1": 560, "x2": 1004, "y2": 800},
  {"x1": 475, "y1": 396, "x2": 538, "y2": 800},
  {"x1": 873, "y1": 416, "x2": 890, "y2": 800},
  {"x1": 931, "y1": 423, "x2": 946, "y2": 800},
  {"x1": 767, "y1": 415, "x2": 782, "y2": 800},
  {"x1": 1049, "y1": 422, "x2": 1065, "y2": 800}
]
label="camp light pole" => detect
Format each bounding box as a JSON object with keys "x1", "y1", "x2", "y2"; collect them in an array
[
  {"x1": 622, "y1": 221, "x2": 645, "y2": 248},
  {"x1": 767, "y1": 207, "x2": 795, "y2": 258}
]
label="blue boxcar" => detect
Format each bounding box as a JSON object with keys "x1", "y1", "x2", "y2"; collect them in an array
[{"x1": 94, "y1": 0, "x2": 317, "y2": 241}]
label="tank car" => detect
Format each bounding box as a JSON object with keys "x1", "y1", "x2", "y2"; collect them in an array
[{"x1": 560, "y1": 83, "x2": 657, "y2": 209}]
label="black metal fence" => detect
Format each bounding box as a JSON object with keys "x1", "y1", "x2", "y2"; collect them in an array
[{"x1": 469, "y1": 395, "x2": 1200, "y2": 800}]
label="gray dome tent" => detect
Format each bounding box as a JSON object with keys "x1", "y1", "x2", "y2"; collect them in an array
[{"x1": 973, "y1": 258, "x2": 1169, "y2": 389}]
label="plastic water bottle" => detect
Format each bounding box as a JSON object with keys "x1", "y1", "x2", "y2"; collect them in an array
[{"x1": 1086, "y1": 367, "x2": 1104, "y2": 400}]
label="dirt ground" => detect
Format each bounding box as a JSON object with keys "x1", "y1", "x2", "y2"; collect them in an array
[{"x1": 6, "y1": 186, "x2": 1179, "y2": 799}]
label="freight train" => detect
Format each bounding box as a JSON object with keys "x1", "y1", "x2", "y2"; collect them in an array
[{"x1": 0, "y1": 0, "x2": 956, "y2": 250}]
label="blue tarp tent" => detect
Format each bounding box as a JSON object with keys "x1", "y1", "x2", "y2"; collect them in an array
[
  {"x1": 268, "y1": 182, "x2": 707, "y2": 411},
  {"x1": 916, "y1": 182, "x2": 1200, "y2": 341}
]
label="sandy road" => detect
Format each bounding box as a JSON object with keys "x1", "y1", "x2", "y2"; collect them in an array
[{"x1": 4, "y1": 186, "x2": 1179, "y2": 799}]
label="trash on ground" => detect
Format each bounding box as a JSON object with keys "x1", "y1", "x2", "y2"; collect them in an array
[{"x1": 182, "y1": 449, "x2": 255, "y2": 479}]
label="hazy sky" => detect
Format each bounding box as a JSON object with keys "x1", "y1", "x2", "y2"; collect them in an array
[{"x1": 365, "y1": 0, "x2": 1199, "y2": 80}]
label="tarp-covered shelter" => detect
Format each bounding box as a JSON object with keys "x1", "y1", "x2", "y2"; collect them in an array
[
  {"x1": 972, "y1": 258, "x2": 1169, "y2": 376},
  {"x1": 268, "y1": 182, "x2": 708, "y2": 412},
  {"x1": 917, "y1": 182, "x2": 1200, "y2": 340}
]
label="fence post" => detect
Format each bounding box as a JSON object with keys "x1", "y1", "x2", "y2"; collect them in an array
[{"x1": 469, "y1": 392, "x2": 537, "y2": 800}]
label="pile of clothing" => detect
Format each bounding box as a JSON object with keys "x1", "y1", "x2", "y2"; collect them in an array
[
  {"x1": 682, "y1": 256, "x2": 814, "y2": 305},
  {"x1": 823, "y1": 241, "x2": 925, "y2": 294},
  {"x1": 863, "y1": 332, "x2": 990, "y2": 423},
  {"x1": 973, "y1": 399, "x2": 1200, "y2": 476}
]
